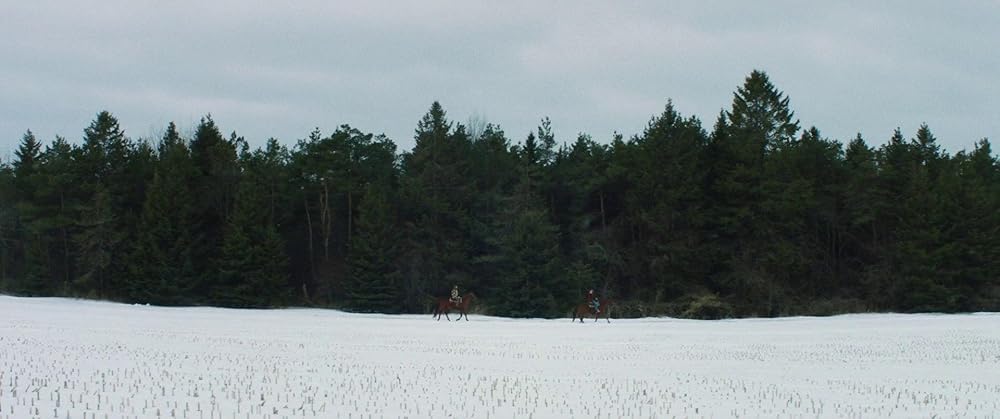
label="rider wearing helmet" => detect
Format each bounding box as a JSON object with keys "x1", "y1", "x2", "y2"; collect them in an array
[{"x1": 450, "y1": 285, "x2": 463, "y2": 305}]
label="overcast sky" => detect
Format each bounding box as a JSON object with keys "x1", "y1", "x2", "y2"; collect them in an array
[{"x1": 2, "y1": 1, "x2": 997, "y2": 161}]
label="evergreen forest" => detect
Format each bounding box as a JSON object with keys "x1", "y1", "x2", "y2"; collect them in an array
[{"x1": 1, "y1": 71, "x2": 997, "y2": 318}]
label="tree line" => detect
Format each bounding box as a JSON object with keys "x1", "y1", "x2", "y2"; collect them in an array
[{"x1": 1, "y1": 70, "x2": 997, "y2": 318}]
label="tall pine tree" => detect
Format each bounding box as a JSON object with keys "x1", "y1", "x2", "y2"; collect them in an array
[
  {"x1": 215, "y1": 152, "x2": 289, "y2": 308},
  {"x1": 345, "y1": 184, "x2": 402, "y2": 312},
  {"x1": 128, "y1": 123, "x2": 199, "y2": 304}
]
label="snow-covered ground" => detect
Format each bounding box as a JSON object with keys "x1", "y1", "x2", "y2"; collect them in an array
[{"x1": 2, "y1": 296, "x2": 999, "y2": 418}]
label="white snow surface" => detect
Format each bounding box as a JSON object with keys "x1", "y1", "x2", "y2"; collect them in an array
[{"x1": 2, "y1": 296, "x2": 1000, "y2": 418}]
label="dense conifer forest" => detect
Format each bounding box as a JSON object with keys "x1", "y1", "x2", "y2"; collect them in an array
[{"x1": 1, "y1": 71, "x2": 997, "y2": 318}]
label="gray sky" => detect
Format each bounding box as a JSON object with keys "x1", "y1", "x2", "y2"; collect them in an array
[{"x1": 2, "y1": 1, "x2": 997, "y2": 161}]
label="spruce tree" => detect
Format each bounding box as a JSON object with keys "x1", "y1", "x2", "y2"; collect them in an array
[
  {"x1": 76, "y1": 111, "x2": 136, "y2": 298},
  {"x1": 626, "y1": 101, "x2": 709, "y2": 301},
  {"x1": 215, "y1": 173, "x2": 289, "y2": 308},
  {"x1": 0, "y1": 162, "x2": 14, "y2": 289},
  {"x1": 706, "y1": 71, "x2": 803, "y2": 315},
  {"x1": 345, "y1": 184, "x2": 402, "y2": 312},
  {"x1": 75, "y1": 187, "x2": 121, "y2": 299},
  {"x1": 727, "y1": 70, "x2": 800, "y2": 152},
  {"x1": 213, "y1": 142, "x2": 291, "y2": 307},
  {"x1": 467, "y1": 124, "x2": 519, "y2": 302},
  {"x1": 7, "y1": 131, "x2": 44, "y2": 293},
  {"x1": 957, "y1": 140, "x2": 1000, "y2": 309},
  {"x1": 189, "y1": 116, "x2": 239, "y2": 295},
  {"x1": 13, "y1": 130, "x2": 42, "y2": 193},
  {"x1": 491, "y1": 148, "x2": 564, "y2": 318},
  {"x1": 16, "y1": 137, "x2": 80, "y2": 294},
  {"x1": 128, "y1": 123, "x2": 198, "y2": 304},
  {"x1": 842, "y1": 134, "x2": 882, "y2": 302},
  {"x1": 399, "y1": 102, "x2": 475, "y2": 303}
]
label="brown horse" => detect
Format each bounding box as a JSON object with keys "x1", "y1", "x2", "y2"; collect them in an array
[
  {"x1": 572, "y1": 298, "x2": 613, "y2": 323},
  {"x1": 433, "y1": 292, "x2": 477, "y2": 321}
]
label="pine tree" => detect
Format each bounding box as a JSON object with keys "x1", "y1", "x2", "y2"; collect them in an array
[
  {"x1": 467, "y1": 124, "x2": 519, "y2": 302},
  {"x1": 761, "y1": 127, "x2": 846, "y2": 304},
  {"x1": 289, "y1": 126, "x2": 369, "y2": 304},
  {"x1": 75, "y1": 111, "x2": 137, "y2": 298},
  {"x1": 189, "y1": 115, "x2": 239, "y2": 295},
  {"x1": 345, "y1": 184, "x2": 402, "y2": 312},
  {"x1": 7, "y1": 135, "x2": 47, "y2": 295},
  {"x1": 77, "y1": 112, "x2": 127, "y2": 187},
  {"x1": 20, "y1": 137, "x2": 80, "y2": 294},
  {"x1": 7, "y1": 131, "x2": 45, "y2": 293},
  {"x1": 956, "y1": 140, "x2": 1000, "y2": 309},
  {"x1": 128, "y1": 123, "x2": 198, "y2": 304},
  {"x1": 75, "y1": 187, "x2": 122, "y2": 299},
  {"x1": 0, "y1": 161, "x2": 18, "y2": 290},
  {"x1": 727, "y1": 70, "x2": 800, "y2": 152},
  {"x1": 399, "y1": 102, "x2": 475, "y2": 304},
  {"x1": 626, "y1": 101, "x2": 709, "y2": 301},
  {"x1": 215, "y1": 172, "x2": 289, "y2": 308},
  {"x1": 490, "y1": 148, "x2": 564, "y2": 318},
  {"x1": 13, "y1": 130, "x2": 42, "y2": 192},
  {"x1": 842, "y1": 134, "x2": 882, "y2": 303},
  {"x1": 702, "y1": 71, "x2": 804, "y2": 315}
]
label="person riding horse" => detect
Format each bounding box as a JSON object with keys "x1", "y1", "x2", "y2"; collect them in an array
[
  {"x1": 450, "y1": 285, "x2": 463, "y2": 305},
  {"x1": 585, "y1": 289, "x2": 600, "y2": 313}
]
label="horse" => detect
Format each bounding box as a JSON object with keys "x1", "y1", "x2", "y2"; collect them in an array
[
  {"x1": 571, "y1": 298, "x2": 613, "y2": 323},
  {"x1": 432, "y1": 292, "x2": 477, "y2": 321}
]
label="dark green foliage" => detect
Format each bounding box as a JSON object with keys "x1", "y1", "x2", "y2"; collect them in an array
[
  {"x1": 488, "y1": 154, "x2": 565, "y2": 318},
  {"x1": 289, "y1": 125, "x2": 396, "y2": 305},
  {"x1": 1, "y1": 71, "x2": 997, "y2": 316},
  {"x1": 621, "y1": 102, "x2": 709, "y2": 302},
  {"x1": 19, "y1": 137, "x2": 78, "y2": 294},
  {"x1": 0, "y1": 162, "x2": 15, "y2": 289},
  {"x1": 346, "y1": 184, "x2": 402, "y2": 312},
  {"x1": 13, "y1": 131, "x2": 42, "y2": 194},
  {"x1": 727, "y1": 69, "x2": 800, "y2": 151},
  {"x1": 189, "y1": 116, "x2": 240, "y2": 295},
  {"x1": 74, "y1": 187, "x2": 121, "y2": 299},
  {"x1": 128, "y1": 123, "x2": 199, "y2": 305},
  {"x1": 215, "y1": 155, "x2": 289, "y2": 308},
  {"x1": 398, "y1": 102, "x2": 476, "y2": 308},
  {"x1": 681, "y1": 294, "x2": 734, "y2": 320}
]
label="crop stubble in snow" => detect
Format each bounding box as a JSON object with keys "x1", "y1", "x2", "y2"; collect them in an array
[{"x1": 2, "y1": 296, "x2": 1000, "y2": 418}]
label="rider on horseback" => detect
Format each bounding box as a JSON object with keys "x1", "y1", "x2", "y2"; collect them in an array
[
  {"x1": 450, "y1": 285, "x2": 463, "y2": 305},
  {"x1": 586, "y1": 289, "x2": 600, "y2": 313}
]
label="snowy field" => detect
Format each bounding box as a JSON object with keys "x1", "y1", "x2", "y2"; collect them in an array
[{"x1": 2, "y1": 296, "x2": 1000, "y2": 418}]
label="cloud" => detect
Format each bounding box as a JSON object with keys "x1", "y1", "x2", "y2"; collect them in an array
[{"x1": 1, "y1": 1, "x2": 996, "y2": 157}]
